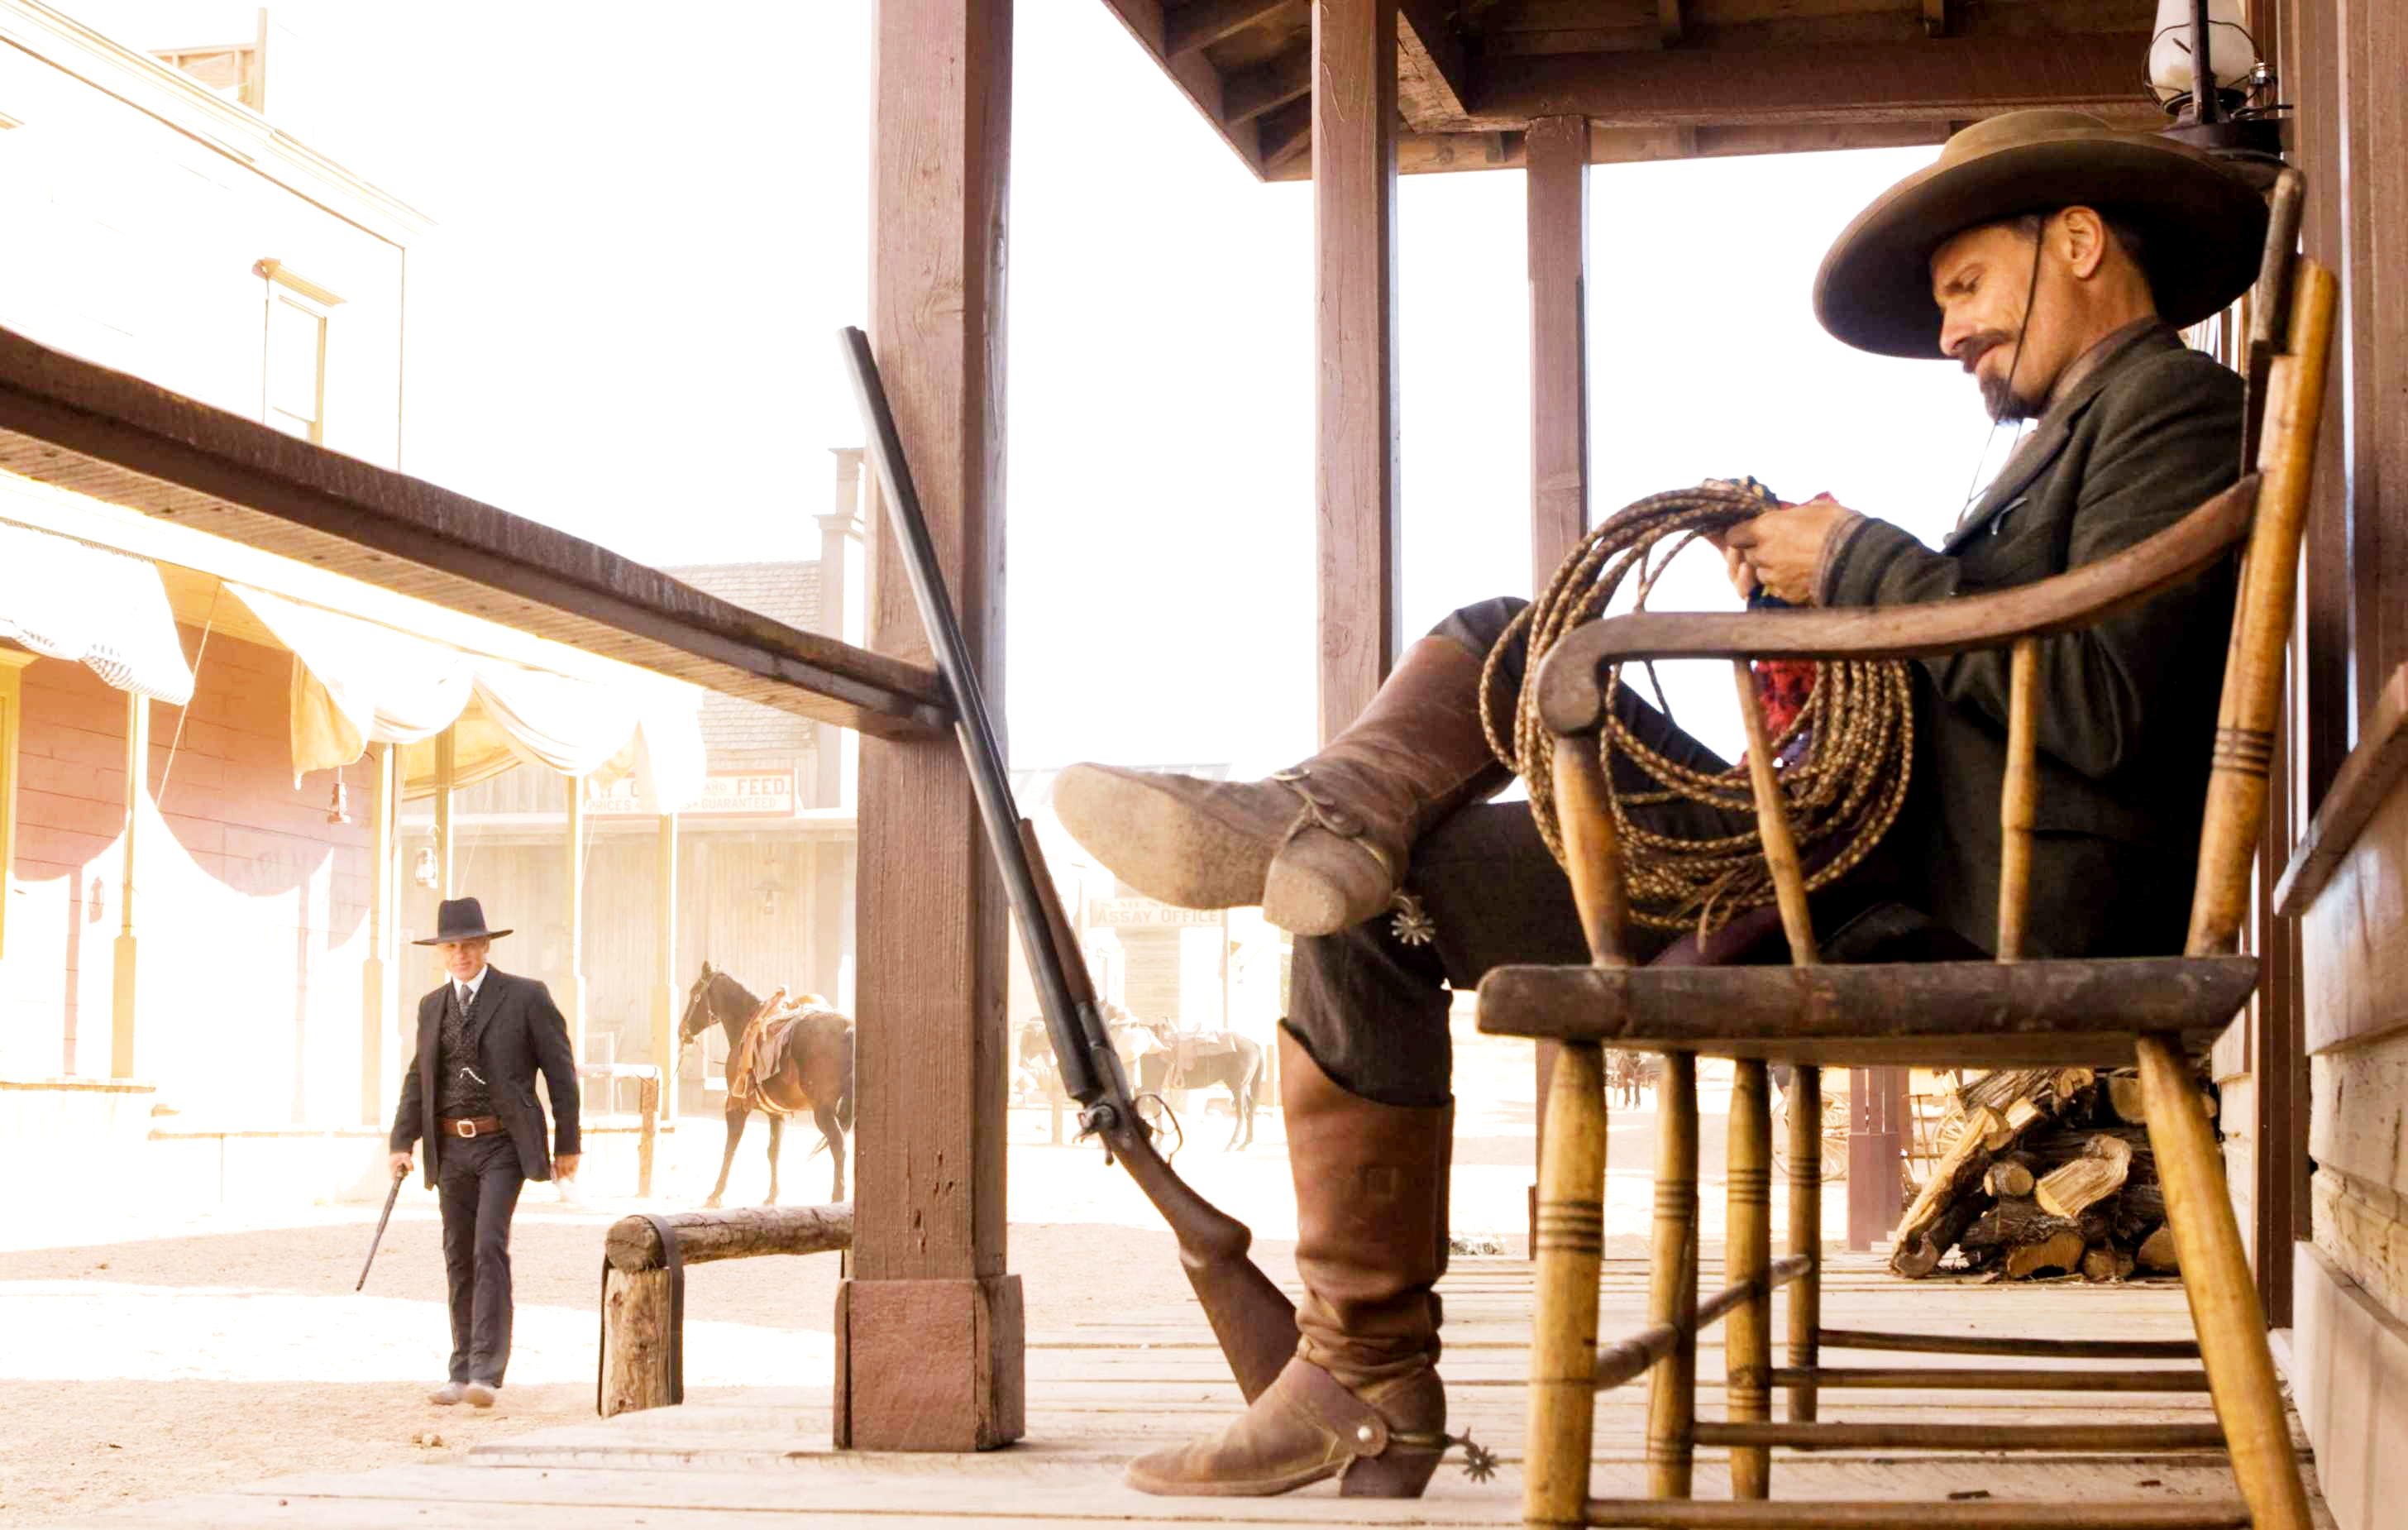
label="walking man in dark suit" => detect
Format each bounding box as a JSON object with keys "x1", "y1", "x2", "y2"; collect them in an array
[{"x1": 387, "y1": 896, "x2": 580, "y2": 1408}]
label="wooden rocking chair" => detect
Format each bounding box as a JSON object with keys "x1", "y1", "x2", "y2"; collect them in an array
[{"x1": 1478, "y1": 173, "x2": 2331, "y2": 1530}]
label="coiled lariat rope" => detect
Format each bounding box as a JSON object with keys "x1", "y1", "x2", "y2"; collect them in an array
[{"x1": 1479, "y1": 481, "x2": 1918, "y2": 936}]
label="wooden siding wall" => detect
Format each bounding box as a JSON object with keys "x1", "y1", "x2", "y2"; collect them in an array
[
  {"x1": 2264, "y1": 2, "x2": 2408, "y2": 1523},
  {"x1": 2, "y1": 633, "x2": 373, "y2": 1121},
  {"x1": 0, "y1": 36, "x2": 406, "y2": 470},
  {"x1": 398, "y1": 814, "x2": 853, "y2": 1089}
]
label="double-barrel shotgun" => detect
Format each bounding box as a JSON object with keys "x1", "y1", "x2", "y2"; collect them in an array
[{"x1": 839, "y1": 327, "x2": 1297, "y2": 1402}]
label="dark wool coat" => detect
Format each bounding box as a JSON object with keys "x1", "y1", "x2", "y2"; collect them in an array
[
  {"x1": 1818, "y1": 323, "x2": 2244, "y2": 959},
  {"x1": 389, "y1": 967, "x2": 582, "y2": 1187}
]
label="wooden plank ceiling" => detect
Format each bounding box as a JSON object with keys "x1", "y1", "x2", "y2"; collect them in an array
[{"x1": 1099, "y1": 0, "x2": 2167, "y2": 181}]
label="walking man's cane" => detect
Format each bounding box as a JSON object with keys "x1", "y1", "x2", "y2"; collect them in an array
[{"x1": 356, "y1": 1165, "x2": 406, "y2": 1292}]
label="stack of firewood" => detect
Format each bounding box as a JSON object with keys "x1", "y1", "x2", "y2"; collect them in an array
[{"x1": 1890, "y1": 1066, "x2": 2204, "y2": 1281}]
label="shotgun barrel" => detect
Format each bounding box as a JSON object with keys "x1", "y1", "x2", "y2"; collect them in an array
[{"x1": 839, "y1": 327, "x2": 1296, "y2": 1401}]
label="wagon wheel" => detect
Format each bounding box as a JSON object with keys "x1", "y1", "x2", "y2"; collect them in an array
[
  {"x1": 1134, "y1": 1092, "x2": 1184, "y2": 1164},
  {"x1": 1771, "y1": 1087, "x2": 1851, "y2": 1183}
]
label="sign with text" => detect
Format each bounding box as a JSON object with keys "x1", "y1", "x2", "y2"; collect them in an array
[
  {"x1": 1087, "y1": 897, "x2": 1225, "y2": 930},
  {"x1": 591, "y1": 770, "x2": 799, "y2": 818}
]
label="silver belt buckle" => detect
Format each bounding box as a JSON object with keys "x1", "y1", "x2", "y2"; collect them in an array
[{"x1": 452, "y1": 1120, "x2": 477, "y2": 1139}]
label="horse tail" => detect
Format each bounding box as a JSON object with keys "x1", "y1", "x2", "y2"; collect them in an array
[{"x1": 836, "y1": 1024, "x2": 857, "y2": 1132}]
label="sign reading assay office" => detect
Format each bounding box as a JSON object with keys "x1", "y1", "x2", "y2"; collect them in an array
[
  {"x1": 591, "y1": 770, "x2": 798, "y2": 818},
  {"x1": 1087, "y1": 897, "x2": 1225, "y2": 929}
]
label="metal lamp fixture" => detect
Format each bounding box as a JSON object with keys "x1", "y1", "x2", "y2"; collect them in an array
[
  {"x1": 411, "y1": 847, "x2": 439, "y2": 890},
  {"x1": 2152, "y1": 0, "x2": 2286, "y2": 165}
]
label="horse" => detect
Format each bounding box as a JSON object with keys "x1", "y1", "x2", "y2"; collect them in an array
[
  {"x1": 1124, "y1": 1018, "x2": 1264, "y2": 1151},
  {"x1": 678, "y1": 962, "x2": 855, "y2": 1207}
]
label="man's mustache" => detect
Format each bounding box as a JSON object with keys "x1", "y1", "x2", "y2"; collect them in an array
[{"x1": 1956, "y1": 332, "x2": 2014, "y2": 373}]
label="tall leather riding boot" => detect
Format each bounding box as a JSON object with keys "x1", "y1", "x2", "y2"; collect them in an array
[
  {"x1": 1127, "y1": 1029, "x2": 1454, "y2": 1498},
  {"x1": 1054, "y1": 636, "x2": 1508, "y2": 936}
]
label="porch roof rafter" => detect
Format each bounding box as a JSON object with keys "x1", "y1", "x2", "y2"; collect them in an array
[{"x1": 1106, "y1": 0, "x2": 2167, "y2": 181}]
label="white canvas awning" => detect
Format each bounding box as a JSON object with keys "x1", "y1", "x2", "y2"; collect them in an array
[
  {"x1": 0, "y1": 519, "x2": 194, "y2": 703},
  {"x1": 226, "y1": 583, "x2": 704, "y2": 810}
]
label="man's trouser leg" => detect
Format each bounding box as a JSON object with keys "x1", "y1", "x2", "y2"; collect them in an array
[{"x1": 438, "y1": 1134, "x2": 524, "y2": 1387}]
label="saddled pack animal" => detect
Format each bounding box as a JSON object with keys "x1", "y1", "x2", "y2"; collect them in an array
[
  {"x1": 1123, "y1": 1018, "x2": 1265, "y2": 1152},
  {"x1": 679, "y1": 963, "x2": 854, "y2": 1206}
]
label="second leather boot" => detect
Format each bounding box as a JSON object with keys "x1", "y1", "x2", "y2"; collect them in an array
[
  {"x1": 1126, "y1": 1028, "x2": 1453, "y2": 1497},
  {"x1": 1053, "y1": 636, "x2": 1507, "y2": 936}
]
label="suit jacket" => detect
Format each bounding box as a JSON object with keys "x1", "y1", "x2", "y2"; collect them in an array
[
  {"x1": 1818, "y1": 323, "x2": 2243, "y2": 959},
  {"x1": 389, "y1": 967, "x2": 581, "y2": 1187}
]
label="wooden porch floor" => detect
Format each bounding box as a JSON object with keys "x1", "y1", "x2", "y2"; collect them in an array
[{"x1": 62, "y1": 1252, "x2": 2332, "y2": 1528}]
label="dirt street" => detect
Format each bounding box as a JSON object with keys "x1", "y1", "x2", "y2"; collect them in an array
[{"x1": 2, "y1": 1023, "x2": 1821, "y2": 1525}]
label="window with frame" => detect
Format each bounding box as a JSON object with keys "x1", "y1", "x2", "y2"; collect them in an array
[{"x1": 256, "y1": 261, "x2": 342, "y2": 445}]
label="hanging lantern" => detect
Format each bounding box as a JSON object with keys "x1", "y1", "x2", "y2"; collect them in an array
[
  {"x1": 325, "y1": 777, "x2": 350, "y2": 825},
  {"x1": 412, "y1": 847, "x2": 439, "y2": 890},
  {"x1": 2151, "y1": 0, "x2": 2285, "y2": 165}
]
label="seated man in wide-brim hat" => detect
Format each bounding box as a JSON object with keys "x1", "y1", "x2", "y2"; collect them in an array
[{"x1": 1049, "y1": 110, "x2": 2271, "y2": 1498}]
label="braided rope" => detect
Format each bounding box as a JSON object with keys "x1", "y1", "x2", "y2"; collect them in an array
[{"x1": 1479, "y1": 481, "x2": 1917, "y2": 935}]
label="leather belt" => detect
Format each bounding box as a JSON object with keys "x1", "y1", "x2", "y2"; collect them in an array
[{"x1": 440, "y1": 1116, "x2": 505, "y2": 1139}]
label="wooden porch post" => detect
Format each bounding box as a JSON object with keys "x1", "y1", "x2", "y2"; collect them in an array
[
  {"x1": 840, "y1": 0, "x2": 1022, "y2": 1452},
  {"x1": 818, "y1": 451, "x2": 864, "y2": 812},
  {"x1": 1525, "y1": 113, "x2": 1592, "y2": 1246},
  {"x1": 652, "y1": 811, "x2": 678, "y2": 1123},
  {"x1": 564, "y1": 776, "x2": 589, "y2": 1064},
  {"x1": 0, "y1": 650, "x2": 33, "y2": 963},
  {"x1": 433, "y1": 726, "x2": 456, "y2": 896},
  {"x1": 110, "y1": 691, "x2": 148, "y2": 1078},
  {"x1": 1313, "y1": 0, "x2": 1401, "y2": 742},
  {"x1": 361, "y1": 741, "x2": 395, "y2": 1123}
]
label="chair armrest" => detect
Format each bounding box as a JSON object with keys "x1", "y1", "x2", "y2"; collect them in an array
[{"x1": 1536, "y1": 476, "x2": 2258, "y2": 737}]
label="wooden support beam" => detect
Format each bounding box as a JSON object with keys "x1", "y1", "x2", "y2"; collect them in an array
[
  {"x1": 0, "y1": 651, "x2": 28, "y2": 965},
  {"x1": 1455, "y1": 34, "x2": 2157, "y2": 132},
  {"x1": 0, "y1": 330, "x2": 947, "y2": 739},
  {"x1": 110, "y1": 690, "x2": 147, "y2": 1078},
  {"x1": 652, "y1": 813, "x2": 678, "y2": 1124},
  {"x1": 1526, "y1": 116, "x2": 1589, "y2": 588},
  {"x1": 1224, "y1": 45, "x2": 1310, "y2": 126},
  {"x1": 1312, "y1": 0, "x2": 1400, "y2": 743},
  {"x1": 1522, "y1": 114, "x2": 1589, "y2": 1232},
  {"x1": 842, "y1": 0, "x2": 1022, "y2": 1454},
  {"x1": 563, "y1": 776, "x2": 588, "y2": 1064},
  {"x1": 360, "y1": 742, "x2": 394, "y2": 1124},
  {"x1": 1395, "y1": 0, "x2": 1470, "y2": 129},
  {"x1": 1168, "y1": 0, "x2": 1289, "y2": 57},
  {"x1": 433, "y1": 726, "x2": 456, "y2": 897}
]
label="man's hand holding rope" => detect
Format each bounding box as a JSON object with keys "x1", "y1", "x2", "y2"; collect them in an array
[{"x1": 1720, "y1": 493, "x2": 1858, "y2": 605}]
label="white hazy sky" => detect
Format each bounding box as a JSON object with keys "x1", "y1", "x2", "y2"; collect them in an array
[{"x1": 70, "y1": 1, "x2": 2023, "y2": 770}]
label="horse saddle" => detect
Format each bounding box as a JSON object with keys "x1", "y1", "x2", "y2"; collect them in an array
[
  {"x1": 1174, "y1": 1031, "x2": 1240, "y2": 1067},
  {"x1": 729, "y1": 989, "x2": 831, "y2": 1109}
]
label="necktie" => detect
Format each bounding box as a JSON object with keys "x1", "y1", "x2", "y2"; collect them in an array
[{"x1": 458, "y1": 983, "x2": 475, "y2": 1016}]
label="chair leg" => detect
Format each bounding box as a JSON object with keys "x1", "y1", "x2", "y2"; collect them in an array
[
  {"x1": 2135, "y1": 1034, "x2": 2311, "y2": 1530},
  {"x1": 1528, "y1": 1041, "x2": 1609, "y2": 1529},
  {"x1": 1727, "y1": 1059, "x2": 1774, "y2": 1499},
  {"x1": 1646, "y1": 1051, "x2": 1700, "y2": 1499},
  {"x1": 1786, "y1": 1064, "x2": 1822, "y2": 1425}
]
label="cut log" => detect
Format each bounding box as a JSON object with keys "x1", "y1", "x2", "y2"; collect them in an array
[
  {"x1": 2114, "y1": 1183, "x2": 2167, "y2": 1245},
  {"x1": 2106, "y1": 1070, "x2": 2213, "y2": 1123},
  {"x1": 600, "y1": 1265, "x2": 674, "y2": 1418},
  {"x1": 2108, "y1": 1072, "x2": 2147, "y2": 1123},
  {"x1": 2137, "y1": 1225, "x2": 2181, "y2": 1273},
  {"x1": 1890, "y1": 1105, "x2": 2004, "y2": 1275},
  {"x1": 605, "y1": 1203, "x2": 854, "y2": 1274},
  {"x1": 2081, "y1": 1243, "x2": 2137, "y2": 1283},
  {"x1": 2004, "y1": 1229, "x2": 2087, "y2": 1279},
  {"x1": 1958, "y1": 1197, "x2": 2108, "y2": 1253},
  {"x1": 2035, "y1": 1135, "x2": 2134, "y2": 1218},
  {"x1": 1984, "y1": 1159, "x2": 2036, "y2": 1199}
]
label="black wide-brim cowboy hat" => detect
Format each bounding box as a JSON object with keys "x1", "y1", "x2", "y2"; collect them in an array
[
  {"x1": 412, "y1": 896, "x2": 514, "y2": 945},
  {"x1": 1814, "y1": 108, "x2": 2270, "y2": 359}
]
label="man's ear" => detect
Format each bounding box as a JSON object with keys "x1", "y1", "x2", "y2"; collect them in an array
[{"x1": 2056, "y1": 206, "x2": 2110, "y2": 281}]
